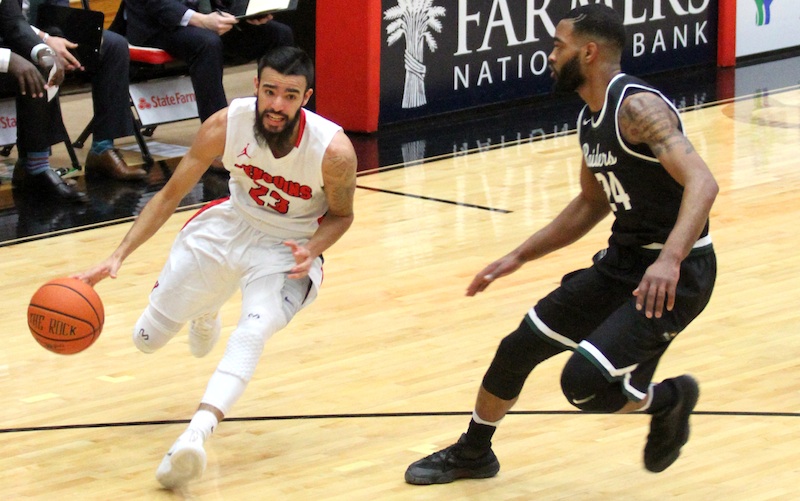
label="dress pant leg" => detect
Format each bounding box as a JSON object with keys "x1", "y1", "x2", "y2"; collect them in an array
[
  {"x1": 146, "y1": 27, "x2": 227, "y2": 122},
  {"x1": 0, "y1": 73, "x2": 68, "y2": 156},
  {"x1": 221, "y1": 20, "x2": 294, "y2": 65},
  {"x1": 16, "y1": 93, "x2": 69, "y2": 156},
  {"x1": 91, "y1": 30, "x2": 136, "y2": 141}
]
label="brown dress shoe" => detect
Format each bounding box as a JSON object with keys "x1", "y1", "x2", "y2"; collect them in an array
[{"x1": 85, "y1": 148, "x2": 147, "y2": 181}]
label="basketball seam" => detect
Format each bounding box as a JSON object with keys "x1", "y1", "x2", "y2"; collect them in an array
[{"x1": 42, "y1": 283, "x2": 103, "y2": 325}]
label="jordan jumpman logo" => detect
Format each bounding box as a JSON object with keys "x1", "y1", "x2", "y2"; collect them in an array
[{"x1": 237, "y1": 143, "x2": 252, "y2": 159}]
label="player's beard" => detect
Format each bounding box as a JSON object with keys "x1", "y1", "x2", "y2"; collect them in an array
[
  {"x1": 253, "y1": 106, "x2": 300, "y2": 149},
  {"x1": 551, "y1": 54, "x2": 584, "y2": 94}
]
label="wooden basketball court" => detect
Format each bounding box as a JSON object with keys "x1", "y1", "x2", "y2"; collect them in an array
[{"x1": 0, "y1": 86, "x2": 798, "y2": 499}]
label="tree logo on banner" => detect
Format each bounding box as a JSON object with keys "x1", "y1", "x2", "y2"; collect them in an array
[
  {"x1": 754, "y1": 0, "x2": 774, "y2": 26},
  {"x1": 384, "y1": 0, "x2": 446, "y2": 109}
]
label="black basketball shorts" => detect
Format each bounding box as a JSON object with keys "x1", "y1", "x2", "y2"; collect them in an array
[{"x1": 524, "y1": 244, "x2": 716, "y2": 401}]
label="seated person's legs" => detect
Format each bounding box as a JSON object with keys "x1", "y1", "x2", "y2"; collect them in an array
[
  {"x1": 221, "y1": 20, "x2": 294, "y2": 65},
  {"x1": 146, "y1": 27, "x2": 227, "y2": 122},
  {"x1": 0, "y1": 73, "x2": 87, "y2": 203},
  {"x1": 84, "y1": 29, "x2": 147, "y2": 182}
]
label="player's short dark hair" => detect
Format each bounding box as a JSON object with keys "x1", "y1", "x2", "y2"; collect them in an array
[
  {"x1": 257, "y1": 46, "x2": 315, "y2": 90},
  {"x1": 564, "y1": 4, "x2": 626, "y2": 52}
]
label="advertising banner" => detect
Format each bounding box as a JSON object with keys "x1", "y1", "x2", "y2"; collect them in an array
[
  {"x1": 0, "y1": 100, "x2": 16, "y2": 147},
  {"x1": 736, "y1": 0, "x2": 800, "y2": 57},
  {"x1": 380, "y1": 0, "x2": 718, "y2": 124},
  {"x1": 129, "y1": 76, "x2": 199, "y2": 127}
]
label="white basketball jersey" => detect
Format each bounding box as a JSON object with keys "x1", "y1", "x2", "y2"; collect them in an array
[{"x1": 222, "y1": 97, "x2": 342, "y2": 240}]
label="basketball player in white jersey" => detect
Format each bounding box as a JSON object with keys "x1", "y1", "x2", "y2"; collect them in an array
[{"x1": 74, "y1": 46, "x2": 357, "y2": 488}]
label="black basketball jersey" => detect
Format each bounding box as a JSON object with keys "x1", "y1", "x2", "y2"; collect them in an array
[{"x1": 578, "y1": 73, "x2": 709, "y2": 248}]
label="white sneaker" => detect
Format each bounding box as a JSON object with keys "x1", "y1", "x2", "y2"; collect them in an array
[
  {"x1": 189, "y1": 312, "x2": 221, "y2": 358},
  {"x1": 155, "y1": 430, "x2": 207, "y2": 489}
]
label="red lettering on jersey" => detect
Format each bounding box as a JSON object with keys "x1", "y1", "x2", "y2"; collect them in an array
[{"x1": 233, "y1": 162, "x2": 315, "y2": 213}]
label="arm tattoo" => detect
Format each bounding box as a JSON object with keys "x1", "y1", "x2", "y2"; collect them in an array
[
  {"x1": 323, "y1": 150, "x2": 356, "y2": 216},
  {"x1": 619, "y1": 93, "x2": 693, "y2": 157}
]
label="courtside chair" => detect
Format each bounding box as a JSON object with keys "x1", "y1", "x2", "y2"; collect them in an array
[{"x1": 72, "y1": 0, "x2": 197, "y2": 165}]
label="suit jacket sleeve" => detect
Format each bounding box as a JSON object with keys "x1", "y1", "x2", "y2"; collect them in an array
[
  {"x1": 0, "y1": 0, "x2": 44, "y2": 58},
  {"x1": 123, "y1": 0, "x2": 197, "y2": 45},
  {"x1": 128, "y1": 0, "x2": 192, "y2": 31}
]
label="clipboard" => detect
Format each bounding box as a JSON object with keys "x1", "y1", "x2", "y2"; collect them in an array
[
  {"x1": 225, "y1": 0, "x2": 298, "y2": 21},
  {"x1": 35, "y1": 5, "x2": 104, "y2": 73}
]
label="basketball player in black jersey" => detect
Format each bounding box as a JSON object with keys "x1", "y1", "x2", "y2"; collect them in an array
[{"x1": 405, "y1": 4, "x2": 718, "y2": 485}]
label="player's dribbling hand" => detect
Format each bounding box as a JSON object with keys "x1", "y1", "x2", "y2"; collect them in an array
[
  {"x1": 71, "y1": 257, "x2": 123, "y2": 287},
  {"x1": 284, "y1": 240, "x2": 312, "y2": 279}
]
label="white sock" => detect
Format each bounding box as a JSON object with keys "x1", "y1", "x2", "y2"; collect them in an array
[
  {"x1": 472, "y1": 409, "x2": 503, "y2": 427},
  {"x1": 638, "y1": 384, "x2": 656, "y2": 413},
  {"x1": 185, "y1": 409, "x2": 219, "y2": 442}
]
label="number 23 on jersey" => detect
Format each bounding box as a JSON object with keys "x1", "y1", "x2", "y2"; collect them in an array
[{"x1": 249, "y1": 185, "x2": 289, "y2": 214}]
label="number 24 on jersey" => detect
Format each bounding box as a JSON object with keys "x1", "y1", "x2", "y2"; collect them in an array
[{"x1": 594, "y1": 171, "x2": 632, "y2": 212}]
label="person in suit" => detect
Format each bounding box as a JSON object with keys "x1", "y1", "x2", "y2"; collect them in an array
[
  {"x1": 0, "y1": 0, "x2": 87, "y2": 202},
  {"x1": 122, "y1": 0, "x2": 294, "y2": 123},
  {"x1": 25, "y1": 0, "x2": 147, "y2": 181}
]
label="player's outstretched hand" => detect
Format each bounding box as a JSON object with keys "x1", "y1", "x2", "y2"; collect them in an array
[
  {"x1": 466, "y1": 254, "x2": 525, "y2": 296},
  {"x1": 284, "y1": 240, "x2": 312, "y2": 279},
  {"x1": 71, "y1": 256, "x2": 123, "y2": 287}
]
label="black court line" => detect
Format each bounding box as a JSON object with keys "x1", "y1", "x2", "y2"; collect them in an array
[
  {"x1": 0, "y1": 217, "x2": 137, "y2": 249},
  {"x1": 0, "y1": 203, "x2": 206, "y2": 249},
  {"x1": 1, "y1": 409, "x2": 797, "y2": 435},
  {"x1": 357, "y1": 185, "x2": 512, "y2": 213}
]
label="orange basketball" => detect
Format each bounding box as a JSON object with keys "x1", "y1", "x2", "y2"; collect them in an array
[{"x1": 28, "y1": 277, "x2": 104, "y2": 355}]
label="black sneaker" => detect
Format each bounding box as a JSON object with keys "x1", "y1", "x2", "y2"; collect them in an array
[
  {"x1": 405, "y1": 434, "x2": 500, "y2": 485},
  {"x1": 644, "y1": 375, "x2": 700, "y2": 473}
]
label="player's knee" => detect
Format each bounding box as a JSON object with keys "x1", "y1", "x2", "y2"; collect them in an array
[
  {"x1": 482, "y1": 323, "x2": 551, "y2": 400},
  {"x1": 132, "y1": 305, "x2": 182, "y2": 354},
  {"x1": 132, "y1": 328, "x2": 158, "y2": 354},
  {"x1": 560, "y1": 354, "x2": 627, "y2": 413}
]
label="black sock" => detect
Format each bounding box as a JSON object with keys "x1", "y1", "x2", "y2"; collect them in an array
[
  {"x1": 647, "y1": 379, "x2": 678, "y2": 415},
  {"x1": 462, "y1": 419, "x2": 497, "y2": 456}
]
